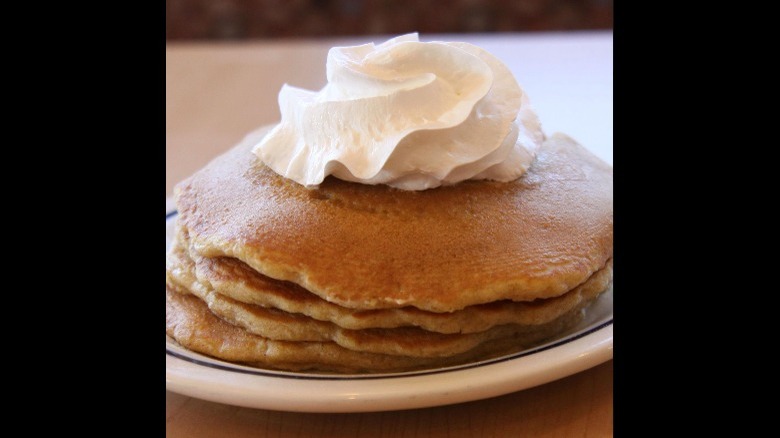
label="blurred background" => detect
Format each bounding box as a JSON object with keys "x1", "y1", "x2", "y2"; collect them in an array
[{"x1": 166, "y1": 0, "x2": 613, "y2": 40}]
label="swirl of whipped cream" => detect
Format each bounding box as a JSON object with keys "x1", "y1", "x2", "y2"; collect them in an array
[{"x1": 253, "y1": 33, "x2": 543, "y2": 190}]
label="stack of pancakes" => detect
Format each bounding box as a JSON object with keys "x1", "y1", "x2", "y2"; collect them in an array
[{"x1": 166, "y1": 127, "x2": 613, "y2": 374}]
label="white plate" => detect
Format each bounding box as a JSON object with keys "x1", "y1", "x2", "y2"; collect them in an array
[{"x1": 165, "y1": 209, "x2": 613, "y2": 413}]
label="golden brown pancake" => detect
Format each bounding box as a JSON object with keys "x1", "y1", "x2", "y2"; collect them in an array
[
  {"x1": 168, "y1": 234, "x2": 612, "y2": 335},
  {"x1": 166, "y1": 285, "x2": 590, "y2": 373},
  {"x1": 166, "y1": 126, "x2": 613, "y2": 372},
  {"x1": 167, "y1": 239, "x2": 609, "y2": 357},
  {"x1": 174, "y1": 127, "x2": 612, "y2": 312}
]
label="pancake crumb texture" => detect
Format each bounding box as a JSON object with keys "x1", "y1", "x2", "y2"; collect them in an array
[{"x1": 166, "y1": 127, "x2": 613, "y2": 373}]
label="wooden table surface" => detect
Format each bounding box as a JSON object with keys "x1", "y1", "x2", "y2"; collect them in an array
[{"x1": 166, "y1": 32, "x2": 613, "y2": 437}]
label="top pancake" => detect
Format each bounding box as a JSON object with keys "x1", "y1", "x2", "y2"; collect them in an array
[{"x1": 174, "y1": 126, "x2": 613, "y2": 312}]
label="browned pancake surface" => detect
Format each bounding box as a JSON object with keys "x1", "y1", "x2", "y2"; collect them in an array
[
  {"x1": 166, "y1": 286, "x2": 588, "y2": 373},
  {"x1": 167, "y1": 239, "x2": 609, "y2": 357},
  {"x1": 168, "y1": 235, "x2": 612, "y2": 335},
  {"x1": 174, "y1": 128, "x2": 613, "y2": 312}
]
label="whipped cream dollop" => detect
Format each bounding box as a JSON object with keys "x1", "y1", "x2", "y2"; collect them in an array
[{"x1": 253, "y1": 33, "x2": 544, "y2": 190}]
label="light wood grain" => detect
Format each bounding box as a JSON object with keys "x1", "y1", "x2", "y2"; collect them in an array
[
  {"x1": 166, "y1": 361, "x2": 612, "y2": 438},
  {"x1": 166, "y1": 34, "x2": 613, "y2": 437}
]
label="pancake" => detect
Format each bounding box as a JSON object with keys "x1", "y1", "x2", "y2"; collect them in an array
[
  {"x1": 169, "y1": 233, "x2": 612, "y2": 334},
  {"x1": 166, "y1": 125, "x2": 613, "y2": 373},
  {"x1": 167, "y1": 239, "x2": 610, "y2": 357},
  {"x1": 174, "y1": 127, "x2": 613, "y2": 312},
  {"x1": 166, "y1": 285, "x2": 590, "y2": 373}
]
